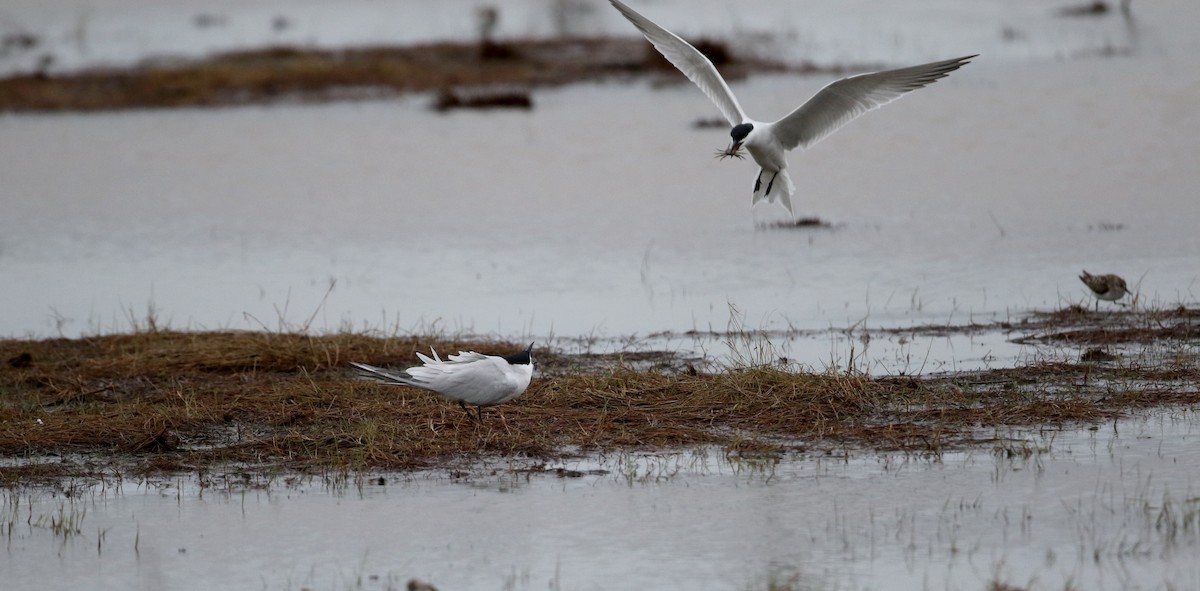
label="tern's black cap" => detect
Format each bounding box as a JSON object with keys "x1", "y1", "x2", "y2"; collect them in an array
[
  {"x1": 503, "y1": 342, "x2": 535, "y2": 365},
  {"x1": 730, "y1": 122, "x2": 753, "y2": 142}
]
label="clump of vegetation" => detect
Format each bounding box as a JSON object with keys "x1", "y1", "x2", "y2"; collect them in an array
[
  {"x1": 2, "y1": 305, "x2": 1197, "y2": 482},
  {"x1": 0, "y1": 330, "x2": 884, "y2": 477},
  {"x1": 0, "y1": 37, "x2": 800, "y2": 112}
]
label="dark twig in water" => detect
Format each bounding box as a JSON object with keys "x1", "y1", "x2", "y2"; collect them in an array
[{"x1": 714, "y1": 147, "x2": 745, "y2": 160}]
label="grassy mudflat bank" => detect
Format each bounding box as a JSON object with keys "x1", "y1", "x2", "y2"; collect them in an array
[
  {"x1": 0, "y1": 37, "x2": 818, "y2": 112},
  {"x1": 1, "y1": 306, "x2": 1197, "y2": 482}
]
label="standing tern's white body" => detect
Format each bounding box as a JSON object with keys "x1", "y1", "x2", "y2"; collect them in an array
[
  {"x1": 351, "y1": 343, "x2": 534, "y2": 421},
  {"x1": 609, "y1": 0, "x2": 976, "y2": 215}
]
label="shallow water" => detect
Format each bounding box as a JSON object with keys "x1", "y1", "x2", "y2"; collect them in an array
[
  {"x1": 5, "y1": 411, "x2": 1200, "y2": 590},
  {"x1": 2, "y1": 1, "x2": 1199, "y2": 372}
]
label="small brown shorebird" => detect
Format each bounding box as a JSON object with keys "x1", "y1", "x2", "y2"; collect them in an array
[{"x1": 1079, "y1": 270, "x2": 1129, "y2": 310}]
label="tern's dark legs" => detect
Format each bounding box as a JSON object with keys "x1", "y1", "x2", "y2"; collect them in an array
[
  {"x1": 754, "y1": 170, "x2": 779, "y2": 196},
  {"x1": 458, "y1": 400, "x2": 482, "y2": 422}
]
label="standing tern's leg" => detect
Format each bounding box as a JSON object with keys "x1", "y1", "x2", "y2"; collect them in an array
[{"x1": 458, "y1": 400, "x2": 480, "y2": 422}]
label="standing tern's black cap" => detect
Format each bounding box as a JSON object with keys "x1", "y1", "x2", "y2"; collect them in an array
[{"x1": 503, "y1": 342, "x2": 535, "y2": 365}]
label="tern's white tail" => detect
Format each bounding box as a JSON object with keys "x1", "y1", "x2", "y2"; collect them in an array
[{"x1": 751, "y1": 168, "x2": 796, "y2": 214}]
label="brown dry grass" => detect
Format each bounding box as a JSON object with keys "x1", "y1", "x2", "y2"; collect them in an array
[
  {"x1": 2, "y1": 324, "x2": 1196, "y2": 482},
  {"x1": 1014, "y1": 304, "x2": 1200, "y2": 345},
  {"x1": 0, "y1": 37, "x2": 813, "y2": 112}
]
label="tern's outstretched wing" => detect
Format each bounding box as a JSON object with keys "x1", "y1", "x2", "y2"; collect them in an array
[
  {"x1": 609, "y1": 0, "x2": 747, "y2": 126},
  {"x1": 771, "y1": 55, "x2": 976, "y2": 151}
]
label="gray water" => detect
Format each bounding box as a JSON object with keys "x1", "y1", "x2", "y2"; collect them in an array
[
  {"x1": 3, "y1": 25, "x2": 1199, "y2": 370},
  {"x1": 5, "y1": 411, "x2": 1200, "y2": 590}
]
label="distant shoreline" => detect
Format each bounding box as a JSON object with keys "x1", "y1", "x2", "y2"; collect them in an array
[{"x1": 0, "y1": 37, "x2": 861, "y2": 113}]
